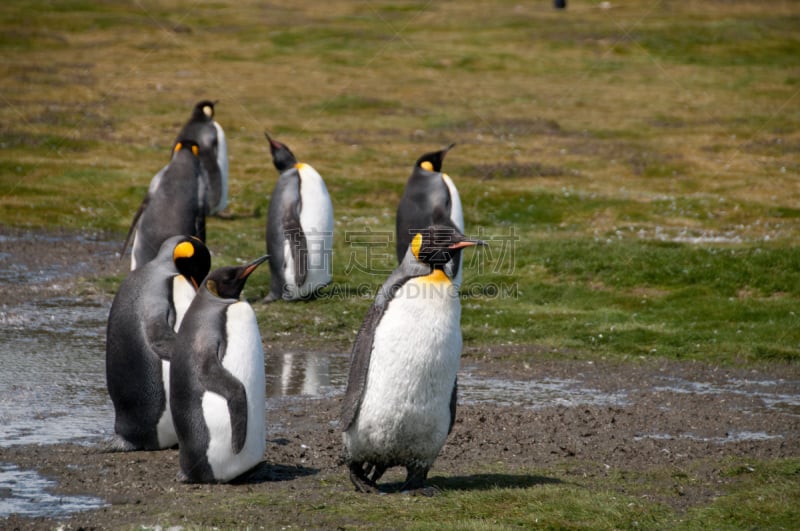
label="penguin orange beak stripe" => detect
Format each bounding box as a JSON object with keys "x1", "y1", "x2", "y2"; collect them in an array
[
  {"x1": 449, "y1": 239, "x2": 485, "y2": 250},
  {"x1": 238, "y1": 255, "x2": 269, "y2": 280}
]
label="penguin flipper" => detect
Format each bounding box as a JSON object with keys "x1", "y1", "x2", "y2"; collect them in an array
[
  {"x1": 202, "y1": 354, "x2": 249, "y2": 454},
  {"x1": 341, "y1": 271, "x2": 414, "y2": 430},
  {"x1": 340, "y1": 302, "x2": 381, "y2": 431},
  {"x1": 120, "y1": 194, "x2": 150, "y2": 257},
  {"x1": 145, "y1": 304, "x2": 177, "y2": 361},
  {"x1": 283, "y1": 208, "x2": 308, "y2": 288}
]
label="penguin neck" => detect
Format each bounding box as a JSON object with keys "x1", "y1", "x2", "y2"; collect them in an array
[{"x1": 419, "y1": 265, "x2": 451, "y2": 285}]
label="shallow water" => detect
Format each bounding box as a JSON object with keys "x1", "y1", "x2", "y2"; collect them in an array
[
  {"x1": 0, "y1": 298, "x2": 113, "y2": 448},
  {"x1": 0, "y1": 463, "x2": 107, "y2": 518}
]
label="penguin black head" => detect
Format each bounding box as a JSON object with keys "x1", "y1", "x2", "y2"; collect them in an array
[
  {"x1": 205, "y1": 255, "x2": 269, "y2": 300},
  {"x1": 173, "y1": 139, "x2": 200, "y2": 157},
  {"x1": 410, "y1": 223, "x2": 484, "y2": 268},
  {"x1": 191, "y1": 100, "x2": 217, "y2": 121},
  {"x1": 414, "y1": 143, "x2": 455, "y2": 173},
  {"x1": 172, "y1": 236, "x2": 211, "y2": 290},
  {"x1": 264, "y1": 132, "x2": 298, "y2": 172}
]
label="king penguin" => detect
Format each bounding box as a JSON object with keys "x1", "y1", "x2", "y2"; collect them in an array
[
  {"x1": 341, "y1": 223, "x2": 484, "y2": 494},
  {"x1": 148, "y1": 100, "x2": 229, "y2": 216},
  {"x1": 170, "y1": 255, "x2": 268, "y2": 483},
  {"x1": 395, "y1": 144, "x2": 465, "y2": 287},
  {"x1": 106, "y1": 235, "x2": 211, "y2": 451},
  {"x1": 122, "y1": 140, "x2": 207, "y2": 270},
  {"x1": 263, "y1": 132, "x2": 334, "y2": 302}
]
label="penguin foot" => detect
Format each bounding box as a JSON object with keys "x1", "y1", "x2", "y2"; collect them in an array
[
  {"x1": 348, "y1": 462, "x2": 380, "y2": 494},
  {"x1": 102, "y1": 435, "x2": 138, "y2": 453},
  {"x1": 262, "y1": 292, "x2": 280, "y2": 304},
  {"x1": 400, "y1": 466, "x2": 431, "y2": 494},
  {"x1": 402, "y1": 485, "x2": 440, "y2": 497}
]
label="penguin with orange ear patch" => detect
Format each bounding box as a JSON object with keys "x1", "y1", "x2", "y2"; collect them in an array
[
  {"x1": 341, "y1": 223, "x2": 483, "y2": 495},
  {"x1": 106, "y1": 235, "x2": 211, "y2": 451},
  {"x1": 263, "y1": 133, "x2": 334, "y2": 302},
  {"x1": 395, "y1": 144, "x2": 465, "y2": 286},
  {"x1": 171, "y1": 255, "x2": 269, "y2": 483},
  {"x1": 122, "y1": 140, "x2": 207, "y2": 270}
]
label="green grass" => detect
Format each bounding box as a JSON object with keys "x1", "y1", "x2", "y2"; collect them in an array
[{"x1": 1, "y1": 0, "x2": 799, "y2": 527}]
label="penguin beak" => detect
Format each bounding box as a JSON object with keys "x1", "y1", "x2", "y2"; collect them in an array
[
  {"x1": 449, "y1": 239, "x2": 485, "y2": 250},
  {"x1": 238, "y1": 255, "x2": 269, "y2": 280}
]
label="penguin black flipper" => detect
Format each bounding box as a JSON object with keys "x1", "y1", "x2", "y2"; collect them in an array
[
  {"x1": 200, "y1": 341, "x2": 249, "y2": 454},
  {"x1": 265, "y1": 168, "x2": 302, "y2": 300},
  {"x1": 341, "y1": 303, "x2": 382, "y2": 431},
  {"x1": 340, "y1": 271, "x2": 415, "y2": 431},
  {"x1": 145, "y1": 299, "x2": 179, "y2": 361},
  {"x1": 283, "y1": 202, "x2": 308, "y2": 288},
  {"x1": 120, "y1": 194, "x2": 150, "y2": 257}
]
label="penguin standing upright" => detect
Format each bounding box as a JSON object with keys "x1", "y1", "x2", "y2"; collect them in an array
[
  {"x1": 106, "y1": 235, "x2": 211, "y2": 451},
  {"x1": 149, "y1": 100, "x2": 229, "y2": 216},
  {"x1": 170, "y1": 256, "x2": 268, "y2": 483},
  {"x1": 263, "y1": 133, "x2": 334, "y2": 302},
  {"x1": 395, "y1": 144, "x2": 465, "y2": 286},
  {"x1": 341, "y1": 224, "x2": 483, "y2": 494},
  {"x1": 122, "y1": 140, "x2": 207, "y2": 270}
]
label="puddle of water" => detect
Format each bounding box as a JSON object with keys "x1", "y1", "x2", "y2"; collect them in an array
[
  {"x1": 633, "y1": 431, "x2": 783, "y2": 444},
  {"x1": 265, "y1": 351, "x2": 348, "y2": 398},
  {"x1": 653, "y1": 375, "x2": 800, "y2": 414},
  {"x1": 0, "y1": 463, "x2": 107, "y2": 518},
  {"x1": 0, "y1": 298, "x2": 113, "y2": 448},
  {"x1": 0, "y1": 233, "x2": 113, "y2": 286},
  {"x1": 458, "y1": 370, "x2": 629, "y2": 409}
]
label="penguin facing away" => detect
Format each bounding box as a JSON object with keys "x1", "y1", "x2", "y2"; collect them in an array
[
  {"x1": 395, "y1": 144, "x2": 465, "y2": 286},
  {"x1": 341, "y1": 224, "x2": 484, "y2": 494},
  {"x1": 106, "y1": 235, "x2": 211, "y2": 451},
  {"x1": 122, "y1": 140, "x2": 207, "y2": 270},
  {"x1": 263, "y1": 132, "x2": 334, "y2": 302},
  {"x1": 148, "y1": 100, "x2": 229, "y2": 216},
  {"x1": 170, "y1": 255, "x2": 268, "y2": 483}
]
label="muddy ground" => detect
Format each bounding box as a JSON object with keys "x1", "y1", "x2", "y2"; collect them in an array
[{"x1": 1, "y1": 228, "x2": 798, "y2": 529}]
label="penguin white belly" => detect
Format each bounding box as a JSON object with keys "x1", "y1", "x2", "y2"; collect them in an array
[
  {"x1": 202, "y1": 302, "x2": 266, "y2": 482},
  {"x1": 130, "y1": 231, "x2": 141, "y2": 271},
  {"x1": 346, "y1": 277, "x2": 461, "y2": 466},
  {"x1": 294, "y1": 163, "x2": 334, "y2": 298},
  {"x1": 213, "y1": 121, "x2": 228, "y2": 214},
  {"x1": 282, "y1": 238, "x2": 296, "y2": 295},
  {"x1": 156, "y1": 359, "x2": 178, "y2": 448},
  {"x1": 172, "y1": 275, "x2": 196, "y2": 332},
  {"x1": 442, "y1": 173, "x2": 465, "y2": 288}
]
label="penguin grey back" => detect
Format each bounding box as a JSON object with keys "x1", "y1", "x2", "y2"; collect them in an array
[{"x1": 130, "y1": 141, "x2": 207, "y2": 267}]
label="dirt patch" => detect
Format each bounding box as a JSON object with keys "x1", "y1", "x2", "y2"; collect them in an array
[{"x1": 1, "y1": 229, "x2": 798, "y2": 529}]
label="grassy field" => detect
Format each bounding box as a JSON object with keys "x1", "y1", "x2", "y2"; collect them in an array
[{"x1": 2, "y1": 0, "x2": 799, "y2": 527}]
